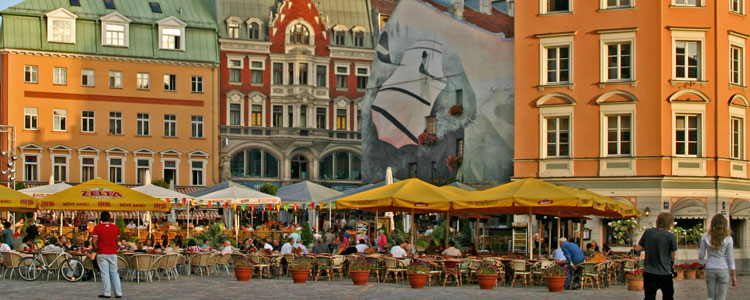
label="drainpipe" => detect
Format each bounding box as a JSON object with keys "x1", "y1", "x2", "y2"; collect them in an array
[
  {"x1": 714, "y1": 0, "x2": 720, "y2": 216},
  {"x1": 212, "y1": 66, "x2": 217, "y2": 184}
]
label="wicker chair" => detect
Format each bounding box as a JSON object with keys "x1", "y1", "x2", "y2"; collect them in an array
[
  {"x1": 282, "y1": 254, "x2": 296, "y2": 277},
  {"x1": 247, "y1": 254, "x2": 270, "y2": 279},
  {"x1": 150, "y1": 255, "x2": 168, "y2": 281},
  {"x1": 131, "y1": 254, "x2": 155, "y2": 282},
  {"x1": 426, "y1": 261, "x2": 443, "y2": 286},
  {"x1": 365, "y1": 256, "x2": 382, "y2": 283},
  {"x1": 216, "y1": 254, "x2": 232, "y2": 275},
  {"x1": 314, "y1": 256, "x2": 332, "y2": 281},
  {"x1": 82, "y1": 256, "x2": 97, "y2": 282},
  {"x1": 2, "y1": 251, "x2": 25, "y2": 279},
  {"x1": 206, "y1": 253, "x2": 220, "y2": 276},
  {"x1": 442, "y1": 260, "x2": 462, "y2": 287},
  {"x1": 382, "y1": 257, "x2": 406, "y2": 284},
  {"x1": 532, "y1": 260, "x2": 556, "y2": 284},
  {"x1": 330, "y1": 256, "x2": 346, "y2": 280},
  {"x1": 189, "y1": 253, "x2": 210, "y2": 276},
  {"x1": 116, "y1": 255, "x2": 129, "y2": 277},
  {"x1": 581, "y1": 262, "x2": 603, "y2": 290},
  {"x1": 510, "y1": 260, "x2": 532, "y2": 288}
]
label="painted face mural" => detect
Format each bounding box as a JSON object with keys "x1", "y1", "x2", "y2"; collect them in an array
[{"x1": 362, "y1": 0, "x2": 514, "y2": 184}]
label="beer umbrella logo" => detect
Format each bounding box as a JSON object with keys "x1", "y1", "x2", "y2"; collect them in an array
[{"x1": 81, "y1": 188, "x2": 123, "y2": 199}]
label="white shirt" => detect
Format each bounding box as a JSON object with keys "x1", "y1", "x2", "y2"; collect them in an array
[
  {"x1": 126, "y1": 223, "x2": 136, "y2": 229},
  {"x1": 390, "y1": 245, "x2": 407, "y2": 258},
  {"x1": 264, "y1": 243, "x2": 274, "y2": 251},
  {"x1": 355, "y1": 244, "x2": 369, "y2": 253},
  {"x1": 221, "y1": 245, "x2": 233, "y2": 256},
  {"x1": 442, "y1": 247, "x2": 462, "y2": 257},
  {"x1": 0, "y1": 243, "x2": 10, "y2": 252},
  {"x1": 553, "y1": 248, "x2": 566, "y2": 261},
  {"x1": 280, "y1": 243, "x2": 293, "y2": 255},
  {"x1": 293, "y1": 243, "x2": 309, "y2": 254}
]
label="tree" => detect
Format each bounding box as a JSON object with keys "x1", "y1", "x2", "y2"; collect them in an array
[
  {"x1": 459, "y1": 218, "x2": 473, "y2": 248},
  {"x1": 115, "y1": 217, "x2": 126, "y2": 237},
  {"x1": 151, "y1": 179, "x2": 170, "y2": 188},
  {"x1": 260, "y1": 183, "x2": 278, "y2": 195},
  {"x1": 301, "y1": 223, "x2": 314, "y2": 246},
  {"x1": 14, "y1": 182, "x2": 25, "y2": 190}
]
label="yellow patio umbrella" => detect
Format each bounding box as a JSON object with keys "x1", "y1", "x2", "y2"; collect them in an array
[
  {"x1": 39, "y1": 178, "x2": 170, "y2": 212},
  {"x1": 0, "y1": 185, "x2": 37, "y2": 212},
  {"x1": 440, "y1": 185, "x2": 471, "y2": 196},
  {"x1": 337, "y1": 178, "x2": 459, "y2": 213}
]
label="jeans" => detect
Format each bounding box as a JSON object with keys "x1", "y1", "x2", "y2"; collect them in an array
[
  {"x1": 97, "y1": 254, "x2": 122, "y2": 297},
  {"x1": 705, "y1": 269, "x2": 730, "y2": 300},
  {"x1": 644, "y1": 272, "x2": 673, "y2": 300},
  {"x1": 564, "y1": 264, "x2": 581, "y2": 289}
]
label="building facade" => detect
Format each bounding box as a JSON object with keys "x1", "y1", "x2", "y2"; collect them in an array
[
  {"x1": 214, "y1": 0, "x2": 376, "y2": 191},
  {"x1": 515, "y1": 0, "x2": 750, "y2": 269},
  {"x1": 0, "y1": 0, "x2": 220, "y2": 188}
]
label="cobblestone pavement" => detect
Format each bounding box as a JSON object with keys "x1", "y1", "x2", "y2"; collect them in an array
[{"x1": 0, "y1": 274, "x2": 747, "y2": 300}]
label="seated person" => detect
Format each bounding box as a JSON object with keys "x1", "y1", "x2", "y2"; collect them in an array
[
  {"x1": 280, "y1": 238, "x2": 294, "y2": 255},
  {"x1": 355, "y1": 239, "x2": 369, "y2": 253},
  {"x1": 186, "y1": 239, "x2": 202, "y2": 253},
  {"x1": 312, "y1": 240, "x2": 330, "y2": 255},
  {"x1": 0, "y1": 242, "x2": 11, "y2": 253},
  {"x1": 220, "y1": 240, "x2": 234, "y2": 256},
  {"x1": 340, "y1": 238, "x2": 358, "y2": 255},
  {"x1": 261, "y1": 240, "x2": 274, "y2": 251},
  {"x1": 134, "y1": 241, "x2": 147, "y2": 253},
  {"x1": 118, "y1": 239, "x2": 130, "y2": 251},
  {"x1": 143, "y1": 239, "x2": 154, "y2": 251},
  {"x1": 126, "y1": 221, "x2": 136, "y2": 229},
  {"x1": 59, "y1": 236, "x2": 74, "y2": 252},
  {"x1": 465, "y1": 244, "x2": 478, "y2": 257},
  {"x1": 292, "y1": 239, "x2": 309, "y2": 254},
  {"x1": 153, "y1": 243, "x2": 163, "y2": 253},
  {"x1": 20, "y1": 236, "x2": 35, "y2": 252},
  {"x1": 42, "y1": 236, "x2": 63, "y2": 253},
  {"x1": 390, "y1": 241, "x2": 407, "y2": 258},
  {"x1": 441, "y1": 241, "x2": 462, "y2": 257},
  {"x1": 201, "y1": 239, "x2": 212, "y2": 249},
  {"x1": 583, "y1": 243, "x2": 596, "y2": 258}
]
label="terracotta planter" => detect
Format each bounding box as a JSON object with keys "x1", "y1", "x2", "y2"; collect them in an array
[
  {"x1": 544, "y1": 276, "x2": 566, "y2": 292},
  {"x1": 408, "y1": 273, "x2": 429, "y2": 289},
  {"x1": 684, "y1": 270, "x2": 696, "y2": 280},
  {"x1": 234, "y1": 267, "x2": 253, "y2": 281},
  {"x1": 674, "y1": 270, "x2": 684, "y2": 281},
  {"x1": 350, "y1": 270, "x2": 370, "y2": 285},
  {"x1": 477, "y1": 274, "x2": 497, "y2": 290},
  {"x1": 627, "y1": 277, "x2": 644, "y2": 291},
  {"x1": 290, "y1": 269, "x2": 310, "y2": 284},
  {"x1": 696, "y1": 269, "x2": 705, "y2": 279}
]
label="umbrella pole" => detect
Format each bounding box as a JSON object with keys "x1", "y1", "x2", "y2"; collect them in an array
[
  {"x1": 410, "y1": 208, "x2": 415, "y2": 246},
  {"x1": 235, "y1": 208, "x2": 239, "y2": 242},
  {"x1": 59, "y1": 215, "x2": 63, "y2": 237},
  {"x1": 557, "y1": 217, "x2": 561, "y2": 248},
  {"x1": 548, "y1": 220, "x2": 552, "y2": 255},
  {"x1": 475, "y1": 217, "x2": 480, "y2": 252},
  {"x1": 328, "y1": 205, "x2": 332, "y2": 231},
  {"x1": 528, "y1": 208, "x2": 533, "y2": 259},
  {"x1": 445, "y1": 212, "x2": 450, "y2": 249},
  {"x1": 375, "y1": 210, "x2": 379, "y2": 233},
  {"x1": 538, "y1": 219, "x2": 542, "y2": 259},
  {"x1": 137, "y1": 212, "x2": 140, "y2": 240},
  {"x1": 187, "y1": 201, "x2": 190, "y2": 239},
  {"x1": 579, "y1": 218, "x2": 584, "y2": 249}
]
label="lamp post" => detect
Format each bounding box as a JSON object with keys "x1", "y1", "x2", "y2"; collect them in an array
[{"x1": 0, "y1": 125, "x2": 17, "y2": 223}]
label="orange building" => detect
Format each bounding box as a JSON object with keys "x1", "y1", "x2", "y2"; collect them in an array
[
  {"x1": 0, "y1": 1, "x2": 219, "y2": 188},
  {"x1": 515, "y1": 0, "x2": 749, "y2": 267}
]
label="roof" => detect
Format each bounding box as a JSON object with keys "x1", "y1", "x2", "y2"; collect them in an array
[
  {"x1": 276, "y1": 181, "x2": 342, "y2": 204},
  {"x1": 421, "y1": 0, "x2": 513, "y2": 37},
  {"x1": 371, "y1": 0, "x2": 399, "y2": 15},
  {"x1": 213, "y1": 0, "x2": 277, "y2": 41}
]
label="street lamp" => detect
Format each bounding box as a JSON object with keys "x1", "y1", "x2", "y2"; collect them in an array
[{"x1": 644, "y1": 207, "x2": 651, "y2": 217}]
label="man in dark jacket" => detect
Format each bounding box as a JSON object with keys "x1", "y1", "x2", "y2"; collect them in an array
[{"x1": 559, "y1": 237, "x2": 585, "y2": 289}]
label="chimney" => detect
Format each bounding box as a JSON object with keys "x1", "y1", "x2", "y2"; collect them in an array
[
  {"x1": 479, "y1": 0, "x2": 492, "y2": 14},
  {"x1": 452, "y1": 0, "x2": 464, "y2": 19}
]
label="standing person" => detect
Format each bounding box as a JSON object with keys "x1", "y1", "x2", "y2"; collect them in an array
[
  {"x1": 699, "y1": 214, "x2": 738, "y2": 300},
  {"x1": 25, "y1": 218, "x2": 38, "y2": 240},
  {"x1": 2, "y1": 221, "x2": 13, "y2": 250},
  {"x1": 634, "y1": 212, "x2": 677, "y2": 300},
  {"x1": 376, "y1": 229, "x2": 388, "y2": 252},
  {"x1": 559, "y1": 237, "x2": 585, "y2": 290},
  {"x1": 92, "y1": 212, "x2": 122, "y2": 299}
]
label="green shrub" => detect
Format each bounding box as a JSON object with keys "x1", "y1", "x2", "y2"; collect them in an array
[
  {"x1": 301, "y1": 223, "x2": 313, "y2": 246},
  {"x1": 115, "y1": 217, "x2": 126, "y2": 237},
  {"x1": 151, "y1": 179, "x2": 170, "y2": 188},
  {"x1": 260, "y1": 183, "x2": 278, "y2": 195}
]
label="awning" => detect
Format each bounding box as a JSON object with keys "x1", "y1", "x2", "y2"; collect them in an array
[
  {"x1": 730, "y1": 199, "x2": 750, "y2": 219},
  {"x1": 671, "y1": 198, "x2": 707, "y2": 219}
]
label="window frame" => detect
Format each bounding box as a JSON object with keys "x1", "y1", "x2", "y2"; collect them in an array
[
  {"x1": 673, "y1": 113, "x2": 703, "y2": 157},
  {"x1": 136, "y1": 72, "x2": 150, "y2": 90},
  {"x1": 227, "y1": 94, "x2": 244, "y2": 126},
  {"x1": 190, "y1": 159, "x2": 206, "y2": 186},
  {"x1": 335, "y1": 64, "x2": 350, "y2": 89},
  {"x1": 24, "y1": 107, "x2": 38, "y2": 130},
  {"x1": 730, "y1": 0, "x2": 745, "y2": 14},
  {"x1": 671, "y1": 29, "x2": 706, "y2": 81},
  {"x1": 539, "y1": 34, "x2": 574, "y2": 87},
  {"x1": 356, "y1": 66, "x2": 369, "y2": 90},
  {"x1": 163, "y1": 74, "x2": 177, "y2": 92},
  {"x1": 249, "y1": 58, "x2": 265, "y2": 85},
  {"x1": 228, "y1": 55, "x2": 244, "y2": 84},
  {"x1": 163, "y1": 114, "x2": 177, "y2": 137},
  {"x1": 539, "y1": 104, "x2": 575, "y2": 160},
  {"x1": 81, "y1": 110, "x2": 95, "y2": 133},
  {"x1": 191, "y1": 115, "x2": 204, "y2": 138},
  {"x1": 158, "y1": 22, "x2": 185, "y2": 51},
  {"x1": 731, "y1": 116, "x2": 745, "y2": 160},
  {"x1": 24, "y1": 65, "x2": 38, "y2": 83},
  {"x1": 316, "y1": 65, "x2": 328, "y2": 87},
  {"x1": 79, "y1": 155, "x2": 97, "y2": 183},
  {"x1": 102, "y1": 22, "x2": 128, "y2": 47},
  {"x1": 248, "y1": 21, "x2": 261, "y2": 40},
  {"x1": 539, "y1": 0, "x2": 572, "y2": 15},
  {"x1": 599, "y1": 30, "x2": 636, "y2": 83},
  {"x1": 191, "y1": 76, "x2": 204, "y2": 93},
  {"x1": 53, "y1": 67, "x2": 67, "y2": 85},
  {"x1": 81, "y1": 69, "x2": 95, "y2": 87},
  {"x1": 672, "y1": 0, "x2": 702, "y2": 7},
  {"x1": 135, "y1": 158, "x2": 152, "y2": 185},
  {"x1": 46, "y1": 9, "x2": 77, "y2": 44},
  {"x1": 23, "y1": 154, "x2": 40, "y2": 182},
  {"x1": 53, "y1": 108, "x2": 67, "y2": 132},
  {"x1": 109, "y1": 111, "x2": 122, "y2": 135},
  {"x1": 136, "y1": 113, "x2": 150, "y2": 136},
  {"x1": 108, "y1": 156, "x2": 125, "y2": 184},
  {"x1": 51, "y1": 155, "x2": 69, "y2": 183},
  {"x1": 730, "y1": 34, "x2": 746, "y2": 87},
  {"x1": 109, "y1": 70, "x2": 123, "y2": 88},
  {"x1": 600, "y1": 0, "x2": 634, "y2": 9}
]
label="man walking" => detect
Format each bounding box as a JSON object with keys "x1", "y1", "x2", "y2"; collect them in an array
[
  {"x1": 559, "y1": 237, "x2": 585, "y2": 290},
  {"x1": 92, "y1": 212, "x2": 122, "y2": 299},
  {"x1": 634, "y1": 212, "x2": 677, "y2": 300}
]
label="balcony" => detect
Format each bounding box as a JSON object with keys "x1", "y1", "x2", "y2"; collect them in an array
[
  {"x1": 219, "y1": 125, "x2": 361, "y2": 141},
  {"x1": 270, "y1": 85, "x2": 329, "y2": 99}
]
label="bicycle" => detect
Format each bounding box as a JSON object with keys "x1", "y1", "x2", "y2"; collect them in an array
[{"x1": 17, "y1": 251, "x2": 85, "y2": 282}]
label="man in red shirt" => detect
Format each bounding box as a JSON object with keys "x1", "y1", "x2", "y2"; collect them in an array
[{"x1": 93, "y1": 211, "x2": 122, "y2": 299}]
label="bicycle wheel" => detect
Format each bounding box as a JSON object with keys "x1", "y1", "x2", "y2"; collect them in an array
[
  {"x1": 61, "y1": 258, "x2": 85, "y2": 282},
  {"x1": 18, "y1": 257, "x2": 44, "y2": 281}
]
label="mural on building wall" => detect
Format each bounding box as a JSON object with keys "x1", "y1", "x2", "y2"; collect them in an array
[{"x1": 362, "y1": 0, "x2": 514, "y2": 183}]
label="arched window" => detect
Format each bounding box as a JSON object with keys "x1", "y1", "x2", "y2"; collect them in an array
[
  {"x1": 230, "y1": 148, "x2": 279, "y2": 178},
  {"x1": 289, "y1": 23, "x2": 310, "y2": 44},
  {"x1": 228, "y1": 20, "x2": 239, "y2": 39},
  {"x1": 290, "y1": 155, "x2": 308, "y2": 179},
  {"x1": 249, "y1": 22, "x2": 260, "y2": 40},
  {"x1": 319, "y1": 152, "x2": 361, "y2": 180}
]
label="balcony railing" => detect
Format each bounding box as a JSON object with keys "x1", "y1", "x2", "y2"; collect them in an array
[{"x1": 219, "y1": 125, "x2": 361, "y2": 140}]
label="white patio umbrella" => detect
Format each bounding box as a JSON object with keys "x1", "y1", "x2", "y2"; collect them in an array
[
  {"x1": 132, "y1": 174, "x2": 194, "y2": 237},
  {"x1": 20, "y1": 175, "x2": 73, "y2": 235}
]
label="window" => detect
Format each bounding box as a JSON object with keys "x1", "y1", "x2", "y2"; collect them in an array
[
  {"x1": 137, "y1": 113, "x2": 150, "y2": 136},
  {"x1": 81, "y1": 157, "x2": 95, "y2": 182},
  {"x1": 109, "y1": 71, "x2": 122, "y2": 88},
  {"x1": 53, "y1": 109, "x2": 67, "y2": 131},
  {"x1": 23, "y1": 155, "x2": 39, "y2": 182},
  {"x1": 251, "y1": 105, "x2": 263, "y2": 126},
  {"x1": 160, "y1": 27, "x2": 182, "y2": 50},
  {"x1": 287, "y1": 105, "x2": 294, "y2": 127},
  {"x1": 288, "y1": 63, "x2": 294, "y2": 85},
  {"x1": 606, "y1": 42, "x2": 632, "y2": 81},
  {"x1": 731, "y1": 0, "x2": 743, "y2": 14},
  {"x1": 606, "y1": 115, "x2": 631, "y2": 156},
  {"x1": 334, "y1": 30, "x2": 345, "y2": 46},
  {"x1": 457, "y1": 138, "x2": 464, "y2": 155},
  {"x1": 731, "y1": 45, "x2": 743, "y2": 86},
  {"x1": 81, "y1": 110, "x2": 95, "y2": 133},
  {"x1": 456, "y1": 89, "x2": 464, "y2": 105},
  {"x1": 337, "y1": 109, "x2": 347, "y2": 130},
  {"x1": 231, "y1": 149, "x2": 279, "y2": 178},
  {"x1": 103, "y1": 0, "x2": 116, "y2": 9},
  {"x1": 190, "y1": 161, "x2": 205, "y2": 186},
  {"x1": 273, "y1": 106, "x2": 283, "y2": 127},
  {"x1": 53, "y1": 67, "x2": 67, "y2": 85},
  {"x1": 163, "y1": 160, "x2": 177, "y2": 185},
  {"x1": 356, "y1": 109, "x2": 361, "y2": 131},
  {"x1": 354, "y1": 31, "x2": 364, "y2": 47},
  {"x1": 251, "y1": 61, "x2": 263, "y2": 84},
  {"x1": 300, "y1": 105, "x2": 308, "y2": 127},
  {"x1": 675, "y1": 41, "x2": 701, "y2": 80},
  {"x1": 69, "y1": 0, "x2": 80, "y2": 6},
  {"x1": 109, "y1": 112, "x2": 122, "y2": 135},
  {"x1": 228, "y1": 20, "x2": 239, "y2": 39},
  {"x1": 319, "y1": 152, "x2": 361, "y2": 180},
  {"x1": 191, "y1": 116, "x2": 204, "y2": 138},
  {"x1": 545, "y1": 0, "x2": 570, "y2": 13},
  {"x1": 675, "y1": 114, "x2": 700, "y2": 156},
  {"x1": 53, "y1": 156, "x2": 67, "y2": 183},
  {"x1": 426, "y1": 116, "x2": 437, "y2": 134},
  {"x1": 249, "y1": 22, "x2": 260, "y2": 40},
  {"x1": 731, "y1": 117, "x2": 744, "y2": 159},
  {"x1": 164, "y1": 114, "x2": 176, "y2": 137},
  {"x1": 291, "y1": 155, "x2": 308, "y2": 179},
  {"x1": 136, "y1": 73, "x2": 150, "y2": 89},
  {"x1": 229, "y1": 103, "x2": 242, "y2": 126},
  {"x1": 24, "y1": 108, "x2": 38, "y2": 130},
  {"x1": 163, "y1": 74, "x2": 176, "y2": 91},
  {"x1": 408, "y1": 163, "x2": 417, "y2": 178},
  {"x1": 298, "y1": 63, "x2": 309, "y2": 85},
  {"x1": 81, "y1": 69, "x2": 95, "y2": 87},
  {"x1": 316, "y1": 108, "x2": 326, "y2": 129},
  {"x1": 289, "y1": 23, "x2": 310, "y2": 44},
  {"x1": 605, "y1": 0, "x2": 632, "y2": 8},
  {"x1": 273, "y1": 63, "x2": 283, "y2": 85},
  {"x1": 104, "y1": 23, "x2": 125, "y2": 46},
  {"x1": 49, "y1": 19, "x2": 74, "y2": 43},
  {"x1": 24, "y1": 66, "x2": 38, "y2": 83},
  {"x1": 191, "y1": 76, "x2": 203, "y2": 93},
  {"x1": 546, "y1": 116, "x2": 570, "y2": 157},
  {"x1": 673, "y1": 0, "x2": 700, "y2": 6},
  {"x1": 229, "y1": 59, "x2": 242, "y2": 83},
  {"x1": 109, "y1": 157, "x2": 123, "y2": 183},
  {"x1": 356, "y1": 67, "x2": 368, "y2": 89},
  {"x1": 149, "y1": 2, "x2": 162, "y2": 13},
  {"x1": 545, "y1": 46, "x2": 570, "y2": 84},
  {"x1": 730, "y1": 219, "x2": 745, "y2": 249},
  {"x1": 136, "y1": 159, "x2": 150, "y2": 185},
  {"x1": 316, "y1": 65, "x2": 327, "y2": 87},
  {"x1": 336, "y1": 66, "x2": 349, "y2": 89}
]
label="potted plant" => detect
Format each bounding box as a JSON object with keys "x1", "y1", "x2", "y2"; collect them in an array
[
  {"x1": 542, "y1": 262, "x2": 568, "y2": 292},
  {"x1": 417, "y1": 132, "x2": 437, "y2": 147},
  {"x1": 406, "y1": 260, "x2": 431, "y2": 289},
  {"x1": 625, "y1": 270, "x2": 644, "y2": 291},
  {"x1": 289, "y1": 257, "x2": 313, "y2": 284},
  {"x1": 673, "y1": 264, "x2": 686, "y2": 281},
  {"x1": 684, "y1": 262, "x2": 700, "y2": 279},
  {"x1": 449, "y1": 104, "x2": 463, "y2": 116},
  {"x1": 232, "y1": 255, "x2": 255, "y2": 281},
  {"x1": 445, "y1": 155, "x2": 463, "y2": 171},
  {"x1": 348, "y1": 256, "x2": 371, "y2": 285},
  {"x1": 696, "y1": 263, "x2": 706, "y2": 279},
  {"x1": 475, "y1": 261, "x2": 498, "y2": 290}
]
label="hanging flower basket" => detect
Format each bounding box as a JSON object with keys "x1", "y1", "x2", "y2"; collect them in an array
[
  {"x1": 449, "y1": 104, "x2": 463, "y2": 116},
  {"x1": 418, "y1": 132, "x2": 438, "y2": 147},
  {"x1": 446, "y1": 155, "x2": 463, "y2": 171}
]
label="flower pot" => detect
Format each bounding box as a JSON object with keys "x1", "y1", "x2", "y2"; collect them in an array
[
  {"x1": 350, "y1": 270, "x2": 370, "y2": 286},
  {"x1": 544, "y1": 276, "x2": 566, "y2": 292},
  {"x1": 234, "y1": 267, "x2": 253, "y2": 281},
  {"x1": 696, "y1": 269, "x2": 705, "y2": 279},
  {"x1": 477, "y1": 274, "x2": 497, "y2": 290},
  {"x1": 408, "y1": 273, "x2": 429, "y2": 289},
  {"x1": 684, "y1": 269, "x2": 696, "y2": 279},
  {"x1": 627, "y1": 277, "x2": 644, "y2": 291},
  {"x1": 674, "y1": 270, "x2": 684, "y2": 281},
  {"x1": 290, "y1": 269, "x2": 310, "y2": 284}
]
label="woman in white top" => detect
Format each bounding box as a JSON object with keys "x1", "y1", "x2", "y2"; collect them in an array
[{"x1": 698, "y1": 214, "x2": 738, "y2": 300}]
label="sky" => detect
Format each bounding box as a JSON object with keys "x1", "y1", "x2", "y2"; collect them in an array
[{"x1": 0, "y1": 0, "x2": 23, "y2": 21}]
